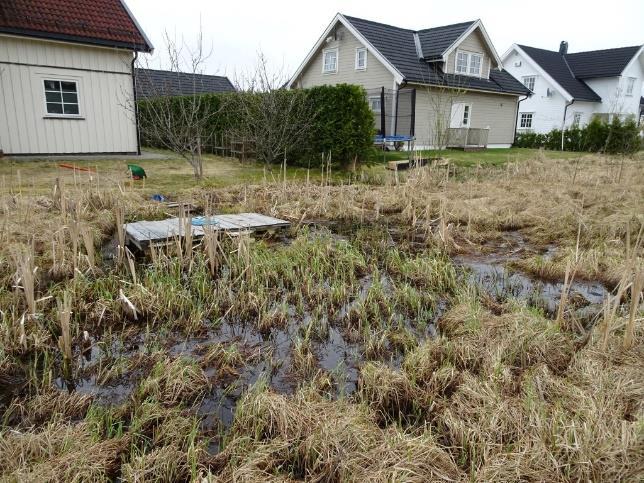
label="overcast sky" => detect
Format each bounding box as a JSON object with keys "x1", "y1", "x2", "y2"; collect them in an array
[{"x1": 127, "y1": 0, "x2": 643, "y2": 81}]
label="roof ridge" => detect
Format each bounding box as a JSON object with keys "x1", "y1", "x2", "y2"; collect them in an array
[
  {"x1": 341, "y1": 14, "x2": 414, "y2": 32},
  {"x1": 416, "y1": 20, "x2": 476, "y2": 33},
  {"x1": 136, "y1": 68, "x2": 229, "y2": 78},
  {"x1": 342, "y1": 14, "x2": 477, "y2": 35}
]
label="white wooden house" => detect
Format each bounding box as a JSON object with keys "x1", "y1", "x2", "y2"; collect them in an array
[{"x1": 0, "y1": 0, "x2": 153, "y2": 155}]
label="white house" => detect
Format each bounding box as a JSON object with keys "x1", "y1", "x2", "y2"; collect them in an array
[
  {"x1": 502, "y1": 42, "x2": 644, "y2": 133},
  {"x1": 0, "y1": 0, "x2": 153, "y2": 156}
]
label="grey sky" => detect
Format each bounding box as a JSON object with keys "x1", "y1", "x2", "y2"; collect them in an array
[{"x1": 127, "y1": 0, "x2": 643, "y2": 81}]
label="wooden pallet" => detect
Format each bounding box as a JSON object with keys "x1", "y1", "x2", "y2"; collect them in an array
[{"x1": 125, "y1": 213, "x2": 290, "y2": 250}]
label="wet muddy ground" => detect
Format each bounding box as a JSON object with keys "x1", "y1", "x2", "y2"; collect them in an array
[{"x1": 29, "y1": 223, "x2": 611, "y2": 453}]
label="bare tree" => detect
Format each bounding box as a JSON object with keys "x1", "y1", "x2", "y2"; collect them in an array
[
  {"x1": 230, "y1": 53, "x2": 315, "y2": 166},
  {"x1": 135, "y1": 29, "x2": 223, "y2": 178}
]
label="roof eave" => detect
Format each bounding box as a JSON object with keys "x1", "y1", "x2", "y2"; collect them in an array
[
  {"x1": 0, "y1": 27, "x2": 152, "y2": 52},
  {"x1": 440, "y1": 20, "x2": 504, "y2": 70}
]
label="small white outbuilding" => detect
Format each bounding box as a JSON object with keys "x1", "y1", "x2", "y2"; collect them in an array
[{"x1": 0, "y1": 0, "x2": 153, "y2": 155}]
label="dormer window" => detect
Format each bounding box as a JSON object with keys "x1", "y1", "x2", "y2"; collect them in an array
[{"x1": 455, "y1": 50, "x2": 483, "y2": 76}]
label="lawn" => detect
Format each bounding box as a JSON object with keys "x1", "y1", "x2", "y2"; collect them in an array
[{"x1": 1, "y1": 147, "x2": 589, "y2": 196}]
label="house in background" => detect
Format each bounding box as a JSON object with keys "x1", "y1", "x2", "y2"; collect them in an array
[
  {"x1": 135, "y1": 68, "x2": 235, "y2": 99},
  {"x1": 288, "y1": 14, "x2": 530, "y2": 149},
  {"x1": 0, "y1": 0, "x2": 152, "y2": 156},
  {"x1": 502, "y1": 42, "x2": 644, "y2": 134}
]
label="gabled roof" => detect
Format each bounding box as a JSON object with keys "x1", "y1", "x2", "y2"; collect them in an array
[
  {"x1": 417, "y1": 21, "x2": 475, "y2": 60},
  {"x1": 288, "y1": 14, "x2": 529, "y2": 96},
  {"x1": 0, "y1": 0, "x2": 153, "y2": 52},
  {"x1": 135, "y1": 69, "x2": 236, "y2": 99},
  {"x1": 517, "y1": 45, "x2": 601, "y2": 102},
  {"x1": 565, "y1": 46, "x2": 642, "y2": 78}
]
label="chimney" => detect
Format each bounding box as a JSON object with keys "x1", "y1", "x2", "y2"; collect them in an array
[{"x1": 559, "y1": 41, "x2": 568, "y2": 55}]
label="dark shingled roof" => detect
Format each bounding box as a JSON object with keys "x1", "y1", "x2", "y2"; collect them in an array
[
  {"x1": 517, "y1": 44, "x2": 643, "y2": 101},
  {"x1": 565, "y1": 46, "x2": 641, "y2": 78},
  {"x1": 342, "y1": 15, "x2": 529, "y2": 96},
  {"x1": 417, "y1": 21, "x2": 476, "y2": 60},
  {"x1": 135, "y1": 69, "x2": 236, "y2": 99},
  {"x1": 517, "y1": 45, "x2": 601, "y2": 101},
  {"x1": 0, "y1": 0, "x2": 152, "y2": 52}
]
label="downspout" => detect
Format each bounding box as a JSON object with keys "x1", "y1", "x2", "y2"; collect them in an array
[
  {"x1": 561, "y1": 99, "x2": 575, "y2": 151},
  {"x1": 131, "y1": 51, "x2": 141, "y2": 156},
  {"x1": 513, "y1": 94, "x2": 529, "y2": 145}
]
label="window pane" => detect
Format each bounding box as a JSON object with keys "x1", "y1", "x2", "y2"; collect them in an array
[
  {"x1": 62, "y1": 92, "x2": 78, "y2": 103},
  {"x1": 469, "y1": 55, "x2": 481, "y2": 75},
  {"x1": 63, "y1": 104, "x2": 79, "y2": 115},
  {"x1": 44, "y1": 80, "x2": 60, "y2": 91},
  {"x1": 456, "y1": 52, "x2": 468, "y2": 73},
  {"x1": 47, "y1": 102, "x2": 64, "y2": 114},
  {"x1": 61, "y1": 81, "x2": 77, "y2": 92},
  {"x1": 45, "y1": 91, "x2": 62, "y2": 102}
]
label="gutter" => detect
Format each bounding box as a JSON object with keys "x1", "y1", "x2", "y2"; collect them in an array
[
  {"x1": 561, "y1": 99, "x2": 575, "y2": 150},
  {"x1": 513, "y1": 94, "x2": 530, "y2": 144},
  {"x1": 131, "y1": 52, "x2": 141, "y2": 156}
]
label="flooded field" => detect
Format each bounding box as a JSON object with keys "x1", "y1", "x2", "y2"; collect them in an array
[{"x1": 1, "y1": 154, "x2": 641, "y2": 481}]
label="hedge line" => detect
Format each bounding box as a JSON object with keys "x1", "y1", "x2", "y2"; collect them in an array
[
  {"x1": 138, "y1": 84, "x2": 374, "y2": 167},
  {"x1": 514, "y1": 116, "x2": 641, "y2": 154}
]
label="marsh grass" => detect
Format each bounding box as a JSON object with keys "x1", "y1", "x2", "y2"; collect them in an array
[{"x1": 0, "y1": 152, "x2": 642, "y2": 481}]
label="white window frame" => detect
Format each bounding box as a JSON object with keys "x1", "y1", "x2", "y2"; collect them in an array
[
  {"x1": 355, "y1": 47, "x2": 367, "y2": 70},
  {"x1": 461, "y1": 104, "x2": 472, "y2": 127},
  {"x1": 572, "y1": 112, "x2": 582, "y2": 127},
  {"x1": 368, "y1": 95, "x2": 381, "y2": 113},
  {"x1": 43, "y1": 78, "x2": 81, "y2": 118},
  {"x1": 522, "y1": 75, "x2": 536, "y2": 92},
  {"x1": 519, "y1": 112, "x2": 533, "y2": 129},
  {"x1": 625, "y1": 77, "x2": 635, "y2": 96},
  {"x1": 455, "y1": 50, "x2": 483, "y2": 77},
  {"x1": 322, "y1": 48, "x2": 338, "y2": 74}
]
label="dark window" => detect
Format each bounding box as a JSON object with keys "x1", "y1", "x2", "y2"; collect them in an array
[{"x1": 44, "y1": 79, "x2": 79, "y2": 116}]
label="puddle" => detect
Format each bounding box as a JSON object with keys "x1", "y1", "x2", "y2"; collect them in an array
[{"x1": 454, "y1": 232, "x2": 608, "y2": 316}]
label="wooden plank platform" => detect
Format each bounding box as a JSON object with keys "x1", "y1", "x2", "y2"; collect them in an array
[{"x1": 125, "y1": 213, "x2": 290, "y2": 250}]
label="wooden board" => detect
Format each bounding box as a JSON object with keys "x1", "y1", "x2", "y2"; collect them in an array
[{"x1": 124, "y1": 213, "x2": 290, "y2": 249}]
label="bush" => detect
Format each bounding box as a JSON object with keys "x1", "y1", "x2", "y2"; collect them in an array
[
  {"x1": 514, "y1": 115, "x2": 641, "y2": 154},
  {"x1": 138, "y1": 84, "x2": 374, "y2": 168}
]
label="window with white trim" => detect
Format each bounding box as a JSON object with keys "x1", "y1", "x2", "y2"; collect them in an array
[
  {"x1": 455, "y1": 50, "x2": 483, "y2": 76},
  {"x1": 469, "y1": 53, "x2": 482, "y2": 76},
  {"x1": 519, "y1": 112, "x2": 533, "y2": 129},
  {"x1": 369, "y1": 96, "x2": 381, "y2": 113},
  {"x1": 355, "y1": 47, "x2": 367, "y2": 70},
  {"x1": 44, "y1": 79, "x2": 79, "y2": 115},
  {"x1": 456, "y1": 52, "x2": 469, "y2": 74},
  {"x1": 625, "y1": 77, "x2": 635, "y2": 96},
  {"x1": 522, "y1": 75, "x2": 536, "y2": 91},
  {"x1": 572, "y1": 112, "x2": 582, "y2": 127},
  {"x1": 322, "y1": 48, "x2": 338, "y2": 74},
  {"x1": 461, "y1": 104, "x2": 471, "y2": 126}
]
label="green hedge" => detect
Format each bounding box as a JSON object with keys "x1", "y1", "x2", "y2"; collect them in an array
[
  {"x1": 514, "y1": 116, "x2": 641, "y2": 154},
  {"x1": 138, "y1": 84, "x2": 374, "y2": 167}
]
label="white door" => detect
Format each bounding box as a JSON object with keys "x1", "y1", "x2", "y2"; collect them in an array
[{"x1": 450, "y1": 103, "x2": 471, "y2": 128}]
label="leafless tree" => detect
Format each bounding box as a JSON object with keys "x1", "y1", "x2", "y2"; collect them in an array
[
  {"x1": 134, "y1": 29, "x2": 223, "y2": 178},
  {"x1": 418, "y1": 67, "x2": 469, "y2": 156},
  {"x1": 230, "y1": 53, "x2": 315, "y2": 165}
]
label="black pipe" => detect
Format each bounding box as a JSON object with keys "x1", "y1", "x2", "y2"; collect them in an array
[
  {"x1": 561, "y1": 99, "x2": 575, "y2": 150},
  {"x1": 380, "y1": 86, "x2": 386, "y2": 137},
  {"x1": 513, "y1": 94, "x2": 529, "y2": 145},
  {"x1": 131, "y1": 51, "x2": 141, "y2": 156},
  {"x1": 410, "y1": 88, "x2": 416, "y2": 137}
]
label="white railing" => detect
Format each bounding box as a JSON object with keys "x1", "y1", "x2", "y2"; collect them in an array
[{"x1": 446, "y1": 128, "x2": 489, "y2": 148}]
